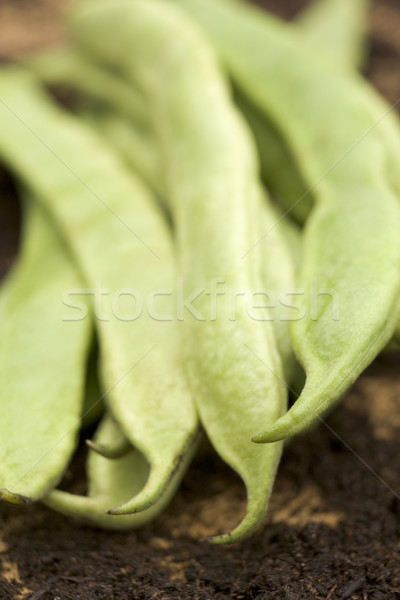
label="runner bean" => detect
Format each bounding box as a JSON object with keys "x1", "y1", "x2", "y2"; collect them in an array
[
  {"x1": 44, "y1": 414, "x2": 197, "y2": 529},
  {"x1": 0, "y1": 195, "x2": 91, "y2": 503},
  {"x1": 296, "y1": 0, "x2": 370, "y2": 71},
  {"x1": 70, "y1": 0, "x2": 287, "y2": 543}
]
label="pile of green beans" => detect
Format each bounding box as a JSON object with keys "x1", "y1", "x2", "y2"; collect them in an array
[{"x1": 1, "y1": 0, "x2": 397, "y2": 543}]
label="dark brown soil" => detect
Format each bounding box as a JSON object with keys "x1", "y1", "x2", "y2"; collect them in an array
[{"x1": 1, "y1": 1, "x2": 400, "y2": 599}]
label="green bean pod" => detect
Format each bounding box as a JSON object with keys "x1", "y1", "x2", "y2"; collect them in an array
[
  {"x1": 44, "y1": 413, "x2": 198, "y2": 529},
  {"x1": 235, "y1": 91, "x2": 312, "y2": 224},
  {"x1": 70, "y1": 0, "x2": 287, "y2": 543},
  {"x1": 296, "y1": 0, "x2": 370, "y2": 71},
  {"x1": 173, "y1": 0, "x2": 400, "y2": 442},
  {"x1": 0, "y1": 196, "x2": 91, "y2": 503},
  {"x1": 0, "y1": 67, "x2": 199, "y2": 514},
  {"x1": 230, "y1": 0, "x2": 370, "y2": 224},
  {"x1": 237, "y1": 0, "x2": 370, "y2": 221}
]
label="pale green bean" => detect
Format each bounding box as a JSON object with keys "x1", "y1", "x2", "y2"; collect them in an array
[
  {"x1": 70, "y1": 0, "x2": 287, "y2": 543},
  {"x1": 0, "y1": 196, "x2": 91, "y2": 503},
  {"x1": 44, "y1": 414, "x2": 198, "y2": 529},
  {"x1": 296, "y1": 0, "x2": 370, "y2": 71},
  {"x1": 235, "y1": 0, "x2": 371, "y2": 221}
]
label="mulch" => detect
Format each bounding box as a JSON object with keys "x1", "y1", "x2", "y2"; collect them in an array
[{"x1": 1, "y1": 0, "x2": 400, "y2": 598}]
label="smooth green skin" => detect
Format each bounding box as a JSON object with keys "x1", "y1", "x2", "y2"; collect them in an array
[
  {"x1": 44, "y1": 414, "x2": 199, "y2": 529},
  {"x1": 83, "y1": 109, "x2": 161, "y2": 198},
  {"x1": 235, "y1": 0, "x2": 370, "y2": 222},
  {"x1": 234, "y1": 0, "x2": 369, "y2": 224},
  {"x1": 0, "y1": 197, "x2": 92, "y2": 504},
  {"x1": 33, "y1": 0, "x2": 369, "y2": 223},
  {"x1": 33, "y1": 0, "x2": 369, "y2": 226},
  {"x1": 0, "y1": 67, "x2": 199, "y2": 514},
  {"x1": 32, "y1": 49, "x2": 162, "y2": 194},
  {"x1": 70, "y1": 0, "x2": 287, "y2": 544},
  {"x1": 235, "y1": 91, "x2": 313, "y2": 225},
  {"x1": 68, "y1": 67, "x2": 303, "y2": 383},
  {"x1": 174, "y1": 0, "x2": 400, "y2": 442},
  {"x1": 296, "y1": 0, "x2": 370, "y2": 72}
]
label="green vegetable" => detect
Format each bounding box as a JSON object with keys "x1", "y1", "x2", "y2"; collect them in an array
[
  {"x1": 231, "y1": 0, "x2": 370, "y2": 223},
  {"x1": 44, "y1": 414, "x2": 198, "y2": 529},
  {"x1": 235, "y1": 0, "x2": 371, "y2": 221},
  {"x1": 70, "y1": 0, "x2": 287, "y2": 543},
  {"x1": 296, "y1": 0, "x2": 370, "y2": 71},
  {"x1": 235, "y1": 91, "x2": 313, "y2": 224},
  {"x1": 0, "y1": 195, "x2": 91, "y2": 503},
  {"x1": 82, "y1": 109, "x2": 161, "y2": 198},
  {"x1": 0, "y1": 66, "x2": 199, "y2": 514},
  {"x1": 174, "y1": 0, "x2": 400, "y2": 442}
]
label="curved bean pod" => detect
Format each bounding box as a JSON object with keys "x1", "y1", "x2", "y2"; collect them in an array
[
  {"x1": 229, "y1": 0, "x2": 370, "y2": 225},
  {"x1": 0, "y1": 196, "x2": 91, "y2": 503},
  {"x1": 44, "y1": 414, "x2": 198, "y2": 529},
  {"x1": 173, "y1": 0, "x2": 400, "y2": 442},
  {"x1": 0, "y1": 67, "x2": 199, "y2": 514},
  {"x1": 70, "y1": 0, "x2": 287, "y2": 543},
  {"x1": 236, "y1": 0, "x2": 370, "y2": 222}
]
